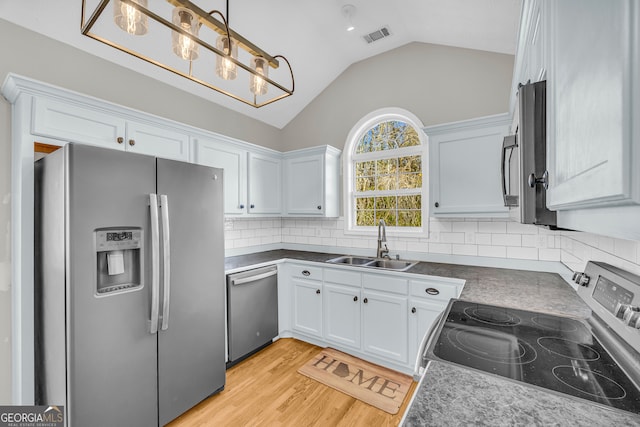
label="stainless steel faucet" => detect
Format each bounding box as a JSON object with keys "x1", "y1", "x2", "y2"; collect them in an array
[{"x1": 377, "y1": 219, "x2": 390, "y2": 259}]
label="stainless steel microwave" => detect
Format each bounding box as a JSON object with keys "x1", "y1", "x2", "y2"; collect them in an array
[{"x1": 501, "y1": 80, "x2": 557, "y2": 227}]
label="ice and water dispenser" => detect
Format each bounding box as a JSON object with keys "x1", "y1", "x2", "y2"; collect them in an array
[{"x1": 95, "y1": 228, "x2": 142, "y2": 295}]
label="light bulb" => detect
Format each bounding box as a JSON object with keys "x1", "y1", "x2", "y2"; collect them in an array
[
  {"x1": 342, "y1": 4, "x2": 356, "y2": 33},
  {"x1": 113, "y1": 0, "x2": 148, "y2": 35},
  {"x1": 171, "y1": 7, "x2": 199, "y2": 61},
  {"x1": 216, "y1": 36, "x2": 238, "y2": 80},
  {"x1": 249, "y1": 56, "x2": 269, "y2": 95}
]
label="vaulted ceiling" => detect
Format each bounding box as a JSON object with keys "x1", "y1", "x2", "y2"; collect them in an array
[{"x1": 0, "y1": 0, "x2": 522, "y2": 128}]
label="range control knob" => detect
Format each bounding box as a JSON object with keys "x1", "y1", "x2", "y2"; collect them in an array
[
  {"x1": 622, "y1": 306, "x2": 640, "y2": 327},
  {"x1": 572, "y1": 272, "x2": 591, "y2": 287},
  {"x1": 614, "y1": 303, "x2": 632, "y2": 319},
  {"x1": 578, "y1": 274, "x2": 590, "y2": 287}
]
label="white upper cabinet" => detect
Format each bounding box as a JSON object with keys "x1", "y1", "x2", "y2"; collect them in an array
[
  {"x1": 125, "y1": 121, "x2": 189, "y2": 161},
  {"x1": 31, "y1": 97, "x2": 189, "y2": 161},
  {"x1": 545, "y1": 0, "x2": 640, "y2": 210},
  {"x1": 192, "y1": 136, "x2": 247, "y2": 215},
  {"x1": 427, "y1": 114, "x2": 511, "y2": 218},
  {"x1": 32, "y1": 97, "x2": 126, "y2": 149},
  {"x1": 283, "y1": 146, "x2": 341, "y2": 217},
  {"x1": 248, "y1": 152, "x2": 282, "y2": 215}
]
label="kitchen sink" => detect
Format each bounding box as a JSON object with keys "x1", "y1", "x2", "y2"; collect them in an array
[
  {"x1": 364, "y1": 259, "x2": 417, "y2": 271},
  {"x1": 326, "y1": 256, "x2": 418, "y2": 271},
  {"x1": 327, "y1": 255, "x2": 375, "y2": 265}
]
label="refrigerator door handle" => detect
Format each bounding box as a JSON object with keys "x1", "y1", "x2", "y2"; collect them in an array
[
  {"x1": 149, "y1": 193, "x2": 161, "y2": 334},
  {"x1": 160, "y1": 194, "x2": 171, "y2": 331}
]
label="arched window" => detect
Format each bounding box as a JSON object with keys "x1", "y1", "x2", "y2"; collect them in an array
[{"x1": 344, "y1": 108, "x2": 428, "y2": 235}]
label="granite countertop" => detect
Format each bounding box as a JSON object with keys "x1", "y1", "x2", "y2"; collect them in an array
[
  {"x1": 224, "y1": 249, "x2": 636, "y2": 425},
  {"x1": 403, "y1": 362, "x2": 640, "y2": 426},
  {"x1": 224, "y1": 249, "x2": 590, "y2": 318}
]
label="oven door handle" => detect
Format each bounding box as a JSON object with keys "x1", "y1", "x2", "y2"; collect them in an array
[{"x1": 414, "y1": 311, "x2": 446, "y2": 378}]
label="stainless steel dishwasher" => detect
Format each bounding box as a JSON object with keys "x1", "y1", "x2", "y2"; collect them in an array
[{"x1": 226, "y1": 265, "x2": 278, "y2": 366}]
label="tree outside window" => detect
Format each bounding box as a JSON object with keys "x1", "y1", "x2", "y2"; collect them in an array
[{"x1": 346, "y1": 114, "x2": 426, "y2": 233}]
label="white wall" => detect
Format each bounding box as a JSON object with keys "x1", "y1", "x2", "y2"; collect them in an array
[{"x1": 280, "y1": 42, "x2": 515, "y2": 151}]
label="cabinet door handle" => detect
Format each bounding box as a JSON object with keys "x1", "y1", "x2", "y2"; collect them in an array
[
  {"x1": 316, "y1": 289, "x2": 321, "y2": 295},
  {"x1": 302, "y1": 270, "x2": 311, "y2": 276},
  {"x1": 239, "y1": 204, "x2": 245, "y2": 209},
  {"x1": 411, "y1": 307, "x2": 416, "y2": 314},
  {"x1": 317, "y1": 205, "x2": 322, "y2": 210},
  {"x1": 528, "y1": 170, "x2": 550, "y2": 190},
  {"x1": 353, "y1": 296, "x2": 358, "y2": 302},
  {"x1": 117, "y1": 137, "x2": 124, "y2": 144},
  {"x1": 425, "y1": 287, "x2": 440, "y2": 296},
  {"x1": 434, "y1": 202, "x2": 439, "y2": 208},
  {"x1": 250, "y1": 204, "x2": 255, "y2": 209},
  {"x1": 363, "y1": 298, "x2": 368, "y2": 304},
  {"x1": 129, "y1": 139, "x2": 135, "y2": 146}
]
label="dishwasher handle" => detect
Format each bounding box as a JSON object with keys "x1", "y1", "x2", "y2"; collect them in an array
[{"x1": 230, "y1": 268, "x2": 278, "y2": 286}]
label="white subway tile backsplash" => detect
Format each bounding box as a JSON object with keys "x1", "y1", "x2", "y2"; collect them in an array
[
  {"x1": 506, "y1": 222, "x2": 538, "y2": 235},
  {"x1": 614, "y1": 239, "x2": 638, "y2": 263},
  {"x1": 478, "y1": 222, "x2": 507, "y2": 234},
  {"x1": 539, "y1": 248, "x2": 561, "y2": 261},
  {"x1": 507, "y1": 247, "x2": 538, "y2": 260},
  {"x1": 475, "y1": 233, "x2": 492, "y2": 245},
  {"x1": 478, "y1": 245, "x2": 507, "y2": 258},
  {"x1": 440, "y1": 232, "x2": 465, "y2": 244},
  {"x1": 223, "y1": 217, "x2": 639, "y2": 271},
  {"x1": 429, "y1": 243, "x2": 452, "y2": 254},
  {"x1": 452, "y1": 244, "x2": 478, "y2": 256},
  {"x1": 491, "y1": 234, "x2": 522, "y2": 247},
  {"x1": 452, "y1": 222, "x2": 478, "y2": 233}
]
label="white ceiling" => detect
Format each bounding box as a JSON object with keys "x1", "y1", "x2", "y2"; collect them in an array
[{"x1": 0, "y1": 0, "x2": 522, "y2": 129}]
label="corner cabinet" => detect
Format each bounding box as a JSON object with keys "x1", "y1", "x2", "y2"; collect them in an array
[
  {"x1": 283, "y1": 146, "x2": 341, "y2": 217},
  {"x1": 545, "y1": 0, "x2": 640, "y2": 211},
  {"x1": 427, "y1": 114, "x2": 511, "y2": 218},
  {"x1": 192, "y1": 136, "x2": 247, "y2": 215},
  {"x1": 248, "y1": 152, "x2": 282, "y2": 215}
]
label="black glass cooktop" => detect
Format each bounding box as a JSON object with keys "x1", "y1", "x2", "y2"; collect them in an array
[{"x1": 429, "y1": 300, "x2": 640, "y2": 414}]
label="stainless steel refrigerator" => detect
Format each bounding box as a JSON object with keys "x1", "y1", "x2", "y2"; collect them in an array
[{"x1": 34, "y1": 143, "x2": 226, "y2": 426}]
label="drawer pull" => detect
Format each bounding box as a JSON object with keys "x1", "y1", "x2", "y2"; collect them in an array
[
  {"x1": 411, "y1": 307, "x2": 416, "y2": 314},
  {"x1": 425, "y1": 287, "x2": 440, "y2": 296},
  {"x1": 302, "y1": 270, "x2": 311, "y2": 276},
  {"x1": 363, "y1": 298, "x2": 368, "y2": 304},
  {"x1": 353, "y1": 296, "x2": 358, "y2": 302}
]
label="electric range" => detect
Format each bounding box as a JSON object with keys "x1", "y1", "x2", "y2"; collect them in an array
[{"x1": 420, "y1": 261, "x2": 640, "y2": 415}]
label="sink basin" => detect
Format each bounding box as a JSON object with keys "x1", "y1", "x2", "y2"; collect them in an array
[
  {"x1": 327, "y1": 255, "x2": 375, "y2": 265},
  {"x1": 326, "y1": 256, "x2": 418, "y2": 271},
  {"x1": 365, "y1": 259, "x2": 418, "y2": 271}
]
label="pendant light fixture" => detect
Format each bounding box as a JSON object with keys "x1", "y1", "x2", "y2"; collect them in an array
[
  {"x1": 113, "y1": 0, "x2": 148, "y2": 35},
  {"x1": 81, "y1": 0, "x2": 294, "y2": 108}
]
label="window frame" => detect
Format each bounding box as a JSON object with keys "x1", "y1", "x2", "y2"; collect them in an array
[{"x1": 343, "y1": 108, "x2": 429, "y2": 237}]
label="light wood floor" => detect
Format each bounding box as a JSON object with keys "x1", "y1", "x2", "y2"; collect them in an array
[{"x1": 167, "y1": 338, "x2": 417, "y2": 427}]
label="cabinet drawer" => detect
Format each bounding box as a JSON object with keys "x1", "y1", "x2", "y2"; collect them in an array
[
  {"x1": 410, "y1": 280, "x2": 458, "y2": 302},
  {"x1": 362, "y1": 273, "x2": 408, "y2": 295},
  {"x1": 289, "y1": 264, "x2": 323, "y2": 280},
  {"x1": 324, "y1": 268, "x2": 361, "y2": 288}
]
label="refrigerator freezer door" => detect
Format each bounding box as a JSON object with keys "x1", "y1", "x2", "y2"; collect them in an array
[
  {"x1": 156, "y1": 159, "x2": 226, "y2": 426},
  {"x1": 66, "y1": 145, "x2": 158, "y2": 426}
]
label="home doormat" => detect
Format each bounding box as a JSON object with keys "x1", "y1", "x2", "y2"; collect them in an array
[{"x1": 297, "y1": 348, "x2": 413, "y2": 414}]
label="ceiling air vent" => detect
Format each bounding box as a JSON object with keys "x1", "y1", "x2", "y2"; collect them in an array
[{"x1": 363, "y1": 26, "x2": 391, "y2": 44}]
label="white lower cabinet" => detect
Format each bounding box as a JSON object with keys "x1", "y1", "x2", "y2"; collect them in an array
[
  {"x1": 362, "y1": 290, "x2": 408, "y2": 364},
  {"x1": 408, "y1": 299, "x2": 445, "y2": 365},
  {"x1": 291, "y1": 277, "x2": 323, "y2": 338},
  {"x1": 284, "y1": 261, "x2": 463, "y2": 372},
  {"x1": 323, "y1": 283, "x2": 361, "y2": 349}
]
